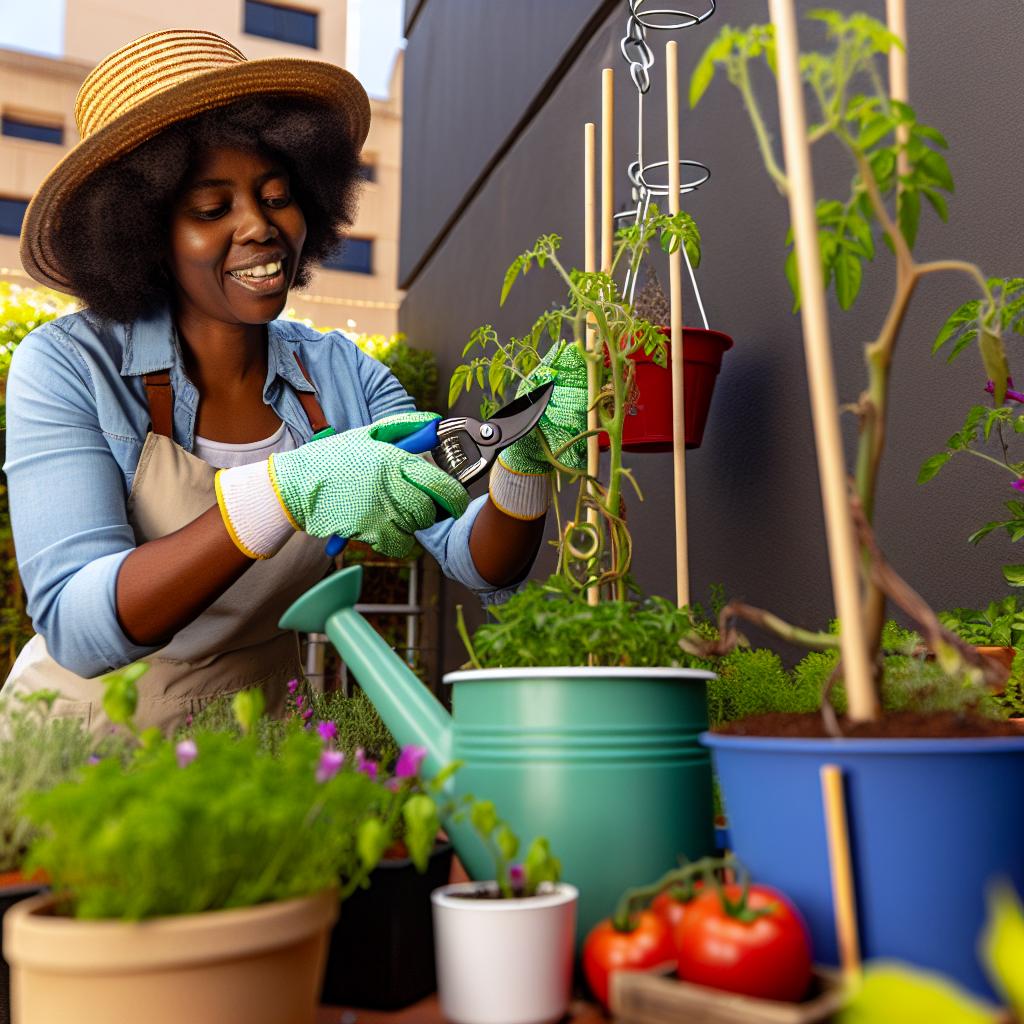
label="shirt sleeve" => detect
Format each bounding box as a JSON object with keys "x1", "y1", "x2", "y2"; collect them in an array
[
  {"x1": 4, "y1": 326, "x2": 158, "y2": 676},
  {"x1": 354, "y1": 342, "x2": 522, "y2": 601}
]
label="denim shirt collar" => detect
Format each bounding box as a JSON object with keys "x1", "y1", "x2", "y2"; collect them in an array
[{"x1": 119, "y1": 304, "x2": 317, "y2": 448}]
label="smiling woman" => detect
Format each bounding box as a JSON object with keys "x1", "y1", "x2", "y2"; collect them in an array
[{"x1": 1, "y1": 29, "x2": 557, "y2": 733}]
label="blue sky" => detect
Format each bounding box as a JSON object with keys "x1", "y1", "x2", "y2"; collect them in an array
[{"x1": 0, "y1": 0, "x2": 404, "y2": 99}]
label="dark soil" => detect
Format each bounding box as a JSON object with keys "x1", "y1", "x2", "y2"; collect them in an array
[
  {"x1": 715, "y1": 710, "x2": 1023, "y2": 739},
  {"x1": 449, "y1": 885, "x2": 543, "y2": 901}
]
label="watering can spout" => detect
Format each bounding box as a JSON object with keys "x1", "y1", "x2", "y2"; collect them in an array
[{"x1": 280, "y1": 566, "x2": 452, "y2": 776}]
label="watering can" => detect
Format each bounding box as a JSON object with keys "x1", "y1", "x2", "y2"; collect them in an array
[{"x1": 281, "y1": 566, "x2": 716, "y2": 939}]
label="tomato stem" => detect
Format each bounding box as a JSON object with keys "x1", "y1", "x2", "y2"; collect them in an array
[{"x1": 610, "y1": 856, "x2": 732, "y2": 932}]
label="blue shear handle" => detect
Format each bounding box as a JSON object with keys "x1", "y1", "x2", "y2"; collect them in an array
[{"x1": 324, "y1": 419, "x2": 441, "y2": 557}]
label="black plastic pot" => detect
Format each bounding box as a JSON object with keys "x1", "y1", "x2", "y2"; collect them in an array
[
  {"x1": 0, "y1": 881, "x2": 46, "y2": 1024},
  {"x1": 320, "y1": 843, "x2": 452, "y2": 1010}
]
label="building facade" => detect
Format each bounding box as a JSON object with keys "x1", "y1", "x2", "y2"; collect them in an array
[{"x1": 0, "y1": 0, "x2": 401, "y2": 334}]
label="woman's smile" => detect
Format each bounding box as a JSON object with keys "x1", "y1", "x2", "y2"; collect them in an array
[{"x1": 226, "y1": 253, "x2": 289, "y2": 294}]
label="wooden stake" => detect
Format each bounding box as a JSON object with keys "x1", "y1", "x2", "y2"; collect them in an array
[
  {"x1": 585, "y1": 121, "x2": 600, "y2": 608},
  {"x1": 601, "y1": 69, "x2": 614, "y2": 274},
  {"x1": 820, "y1": 765, "x2": 862, "y2": 982},
  {"x1": 886, "y1": 0, "x2": 909, "y2": 286},
  {"x1": 768, "y1": 0, "x2": 878, "y2": 721},
  {"x1": 666, "y1": 41, "x2": 690, "y2": 608}
]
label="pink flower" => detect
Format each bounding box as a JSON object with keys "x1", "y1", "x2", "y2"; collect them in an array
[
  {"x1": 355, "y1": 747, "x2": 378, "y2": 781},
  {"x1": 317, "y1": 721, "x2": 338, "y2": 743},
  {"x1": 287, "y1": 678, "x2": 299, "y2": 694},
  {"x1": 302, "y1": 707, "x2": 314, "y2": 722},
  {"x1": 86, "y1": 754, "x2": 101, "y2": 766},
  {"x1": 1013, "y1": 479, "x2": 1024, "y2": 493},
  {"x1": 184, "y1": 713, "x2": 193, "y2": 727},
  {"x1": 316, "y1": 749, "x2": 345, "y2": 783},
  {"x1": 508, "y1": 863, "x2": 525, "y2": 889},
  {"x1": 394, "y1": 745, "x2": 427, "y2": 778},
  {"x1": 176, "y1": 739, "x2": 198, "y2": 769},
  {"x1": 295, "y1": 694, "x2": 304, "y2": 709}
]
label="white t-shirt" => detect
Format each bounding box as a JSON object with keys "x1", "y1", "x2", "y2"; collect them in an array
[{"x1": 193, "y1": 421, "x2": 300, "y2": 469}]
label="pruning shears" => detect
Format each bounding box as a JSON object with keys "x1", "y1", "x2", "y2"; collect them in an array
[{"x1": 315, "y1": 380, "x2": 555, "y2": 556}]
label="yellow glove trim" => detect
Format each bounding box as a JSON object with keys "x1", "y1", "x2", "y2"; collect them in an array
[{"x1": 267, "y1": 456, "x2": 302, "y2": 532}]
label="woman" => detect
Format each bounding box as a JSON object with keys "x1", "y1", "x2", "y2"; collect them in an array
[{"x1": 5, "y1": 29, "x2": 587, "y2": 732}]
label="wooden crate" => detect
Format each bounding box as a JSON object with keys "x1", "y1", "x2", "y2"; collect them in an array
[{"x1": 611, "y1": 968, "x2": 846, "y2": 1024}]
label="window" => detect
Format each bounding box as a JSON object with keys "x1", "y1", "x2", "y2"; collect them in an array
[
  {"x1": 322, "y1": 238, "x2": 374, "y2": 275},
  {"x1": 1, "y1": 115, "x2": 63, "y2": 145},
  {"x1": 0, "y1": 198, "x2": 28, "y2": 238},
  {"x1": 357, "y1": 159, "x2": 377, "y2": 184},
  {"x1": 243, "y1": 1, "x2": 318, "y2": 49}
]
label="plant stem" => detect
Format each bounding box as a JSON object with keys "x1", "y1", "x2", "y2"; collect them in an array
[{"x1": 735, "y1": 56, "x2": 789, "y2": 193}]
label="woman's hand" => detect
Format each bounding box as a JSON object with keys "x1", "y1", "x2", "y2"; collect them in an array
[
  {"x1": 487, "y1": 342, "x2": 590, "y2": 520},
  {"x1": 217, "y1": 412, "x2": 469, "y2": 560}
]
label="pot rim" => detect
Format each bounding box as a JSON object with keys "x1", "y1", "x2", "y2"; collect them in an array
[
  {"x1": 5, "y1": 888, "x2": 338, "y2": 972},
  {"x1": 444, "y1": 666, "x2": 715, "y2": 685},
  {"x1": 700, "y1": 730, "x2": 1024, "y2": 754},
  {"x1": 653, "y1": 324, "x2": 735, "y2": 350},
  {"x1": 431, "y1": 881, "x2": 578, "y2": 911}
]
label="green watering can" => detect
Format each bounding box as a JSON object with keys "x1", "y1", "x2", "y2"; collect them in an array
[{"x1": 281, "y1": 566, "x2": 716, "y2": 939}]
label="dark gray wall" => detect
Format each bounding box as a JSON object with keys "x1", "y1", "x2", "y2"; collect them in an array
[{"x1": 400, "y1": 0, "x2": 1024, "y2": 675}]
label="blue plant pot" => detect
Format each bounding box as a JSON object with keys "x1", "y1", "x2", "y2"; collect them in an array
[{"x1": 702, "y1": 732, "x2": 1024, "y2": 999}]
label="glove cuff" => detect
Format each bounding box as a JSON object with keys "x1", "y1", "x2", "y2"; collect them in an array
[
  {"x1": 489, "y1": 459, "x2": 551, "y2": 521},
  {"x1": 215, "y1": 460, "x2": 296, "y2": 559}
]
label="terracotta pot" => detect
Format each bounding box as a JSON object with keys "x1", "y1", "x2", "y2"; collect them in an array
[
  {"x1": 598, "y1": 326, "x2": 733, "y2": 452},
  {"x1": 0, "y1": 874, "x2": 47, "y2": 1024},
  {"x1": 976, "y1": 645, "x2": 1016, "y2": 673},
  {"x1": 5, "y1": 889, "x2": 338, "y2": 1024}
]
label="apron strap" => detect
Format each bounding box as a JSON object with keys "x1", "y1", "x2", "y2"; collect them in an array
[
  {"x1": 143, "y1": 370, "x2": 173, "y2": 438},
  {"x1": 142, "y1": 356, "x2": 330, "y2": 439},
  {"x1": 291, "y1": 354, "x2": 331, "y2": 434}
]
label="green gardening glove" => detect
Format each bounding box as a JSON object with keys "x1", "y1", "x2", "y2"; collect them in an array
[
  {"x1": 498, "y1": 341, "x2": 590, "y2": 475},
  {"x1": 270, "y1": 412, "x2": 469, "y2": 558}
]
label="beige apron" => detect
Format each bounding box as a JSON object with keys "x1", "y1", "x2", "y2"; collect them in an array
[{"x1": 3, "y1": 360, "x2": 332, "y2": 734}]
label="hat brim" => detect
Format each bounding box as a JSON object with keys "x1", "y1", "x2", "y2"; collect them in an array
[{"x1": 20, "y1": 57, "x2": 371, "y2": 293}]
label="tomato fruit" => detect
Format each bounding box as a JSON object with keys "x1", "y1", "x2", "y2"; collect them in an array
[
  {"x1": 583, "y1": 910, "x2": 677, "y2": 1009},
  {"x1": 651, "y1": 879, "x2": 703, "y2": 935},
  {"x1": 675, "y1": 883, "x2": 812, "y2": 1002}
]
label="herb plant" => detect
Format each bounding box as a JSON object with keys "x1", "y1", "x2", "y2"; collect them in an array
[
  {"x1": 938, "y1": 599, "x2": 1024, "y2": 649},
  {"x1": 689, "y1": 10, "x2": 1022, "y2": 713}
]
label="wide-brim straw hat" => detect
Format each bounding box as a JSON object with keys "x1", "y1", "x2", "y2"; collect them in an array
[{"x1": 21, "y1": 28, "x2": 371, "y2": 293}]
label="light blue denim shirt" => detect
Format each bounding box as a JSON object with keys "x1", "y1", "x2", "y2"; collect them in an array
[{"x1": 4, "y1": 304, "x2": 508, "y2": 677}]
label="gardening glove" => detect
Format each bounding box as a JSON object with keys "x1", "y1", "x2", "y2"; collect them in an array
[
  {"x1": 489, "y1": 342, "x2": 590, "y2": 520},
  {"x1": 215, "y1": 412, "x2": 469, "y2": 560}
]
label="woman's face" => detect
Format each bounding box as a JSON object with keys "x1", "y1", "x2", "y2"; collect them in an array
[{"x1": 167, "y1": 146, "x2": 307, "y2": 326}]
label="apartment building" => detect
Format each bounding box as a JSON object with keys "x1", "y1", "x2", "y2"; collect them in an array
[{"x1": 0, "y1": 0, "x2": 401, "y2": 333}]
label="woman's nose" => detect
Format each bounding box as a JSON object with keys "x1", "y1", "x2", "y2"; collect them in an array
[{"x1": 234, "y1": 201, "x2": 279, "y2": 245}]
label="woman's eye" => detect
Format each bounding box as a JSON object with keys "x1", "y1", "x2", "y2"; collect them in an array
[
  {"x1": 193, "y1": 206, "x2": 227, "y2": 220},
  {"x1": 264, "y1": 195, "x2": 291, "y2": 209}
]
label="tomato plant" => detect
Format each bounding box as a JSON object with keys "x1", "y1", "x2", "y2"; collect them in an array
[
  {"x1": 675, "y1": 883, "x2": 813, "y2": 1002},
  {"x1": 583, "y1": 910, "x2": 676, "y2": 1009}
]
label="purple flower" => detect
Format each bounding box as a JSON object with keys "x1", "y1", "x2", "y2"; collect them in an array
[
  {"x1": 355, "y1": 747, "x2": 378, "y2": 781},
  {"x1": 317, "y1": 721, "x2": 338, "y2": 743},
  {"x1": 86, "y1": 754, "x2": 101, "y2": 766},
  {"x1": 295, "y1": 693, "x2": 304, "y2": 709},
  {"x1": 985, "y1": 379, "x2": 1024, "y2": 405},
  {"x1": 1012, "y1": 479, "x2": 1024, "y2": 493},
  {"x1": 394, "y1": 745, "x2": 427, "y2": 779},
  {"x1": 508, "y1": 863, "x2": 525, "y2": 889},
  {"x1": 176, "y1": 739, "x2": 198, "y2": 769},
  {"x1": 184, "y1": 713, "x2": 193, "y2": 727},
  {"x1": 302, "y1": 707, "x2": 314, "y2": 722},
  {"x1": 287, "y1": 678, "x2": 299, "y2": 695},
  {"x1": 316, "y1": 749, "x2": 345, "y2": 783}
]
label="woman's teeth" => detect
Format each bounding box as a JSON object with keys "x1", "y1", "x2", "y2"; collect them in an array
[{"x1": 230, "y1": 260, "x2": 283, "y2": 280}]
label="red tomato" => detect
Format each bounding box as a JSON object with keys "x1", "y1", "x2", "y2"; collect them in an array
[
  {"x1": 675, "y1": 884, "x2": 812, "y2": 1002},
  {"x1": 651, "y1": 879, "x2": 704, "y2": 935},
  {"x1": 583, "y1": 910, "x2": 677, "y2": 1009}
]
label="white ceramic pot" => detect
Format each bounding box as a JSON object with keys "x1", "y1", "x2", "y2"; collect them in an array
[{"x1": 432, "y1": 881, "x2": 577, "y2": 1024}]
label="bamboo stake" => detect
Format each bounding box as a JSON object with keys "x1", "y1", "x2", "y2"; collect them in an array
[
  {"x1": 885, "y1": 0, "x2": 909, "y2": 287},
  {"x1": 601, "y1": 69, "x2": 614, "y2": 274},
  {"x1": 585, "y1": 121, "x2": 600, "y2": 609},
  {"x1": 820, "y1": 765, "x2": 862, "y2": 983},
  {"x1": 666, "y1": 41, "x2": 690, "y2": 608},
  {"x1": 768, "y1": 0, "x2": 878, "y2": 721}
]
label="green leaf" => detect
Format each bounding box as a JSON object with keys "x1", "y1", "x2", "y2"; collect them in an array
[
  {"x1": 920, "y1": 149, "x2": 955, "y2": 193},
  {"x1": 448, "y1": 365, "x2": 471, "y2": 409},
  {"x1": 859, "y1": 114, "x2": 894, "y2": 149},
  {"x1": 785, "y1": 248, "x2": 801, "y2": 312},
  {"x1": 898, "y1": 187, "x2": 921, "y2": 249},
  {"x1": 922, "y1": 188, "x2": 949, "y2": 222},
  {"x1": 1003, "y1": 565, "x2": 1024, "y2": 587},
  {"x1": 837, "y1": 965, "x2": 993, "y2": 1024},
  {"x1": 980, "y1": 327, "x2": 1009, "y2": 405},
  {"x1": 500, "y1": 255, "x2": 524, "y2": 307},
  {"x1": 689, "y1": 47, "x2": 717, "y2": 107},
  {"x1": 917, "y1": 452, "x2": 952, "y2": 484},
  {"x1": 834, "y1": 249, "x2": 863, "y2": 310},
  {"x1": 231, "y1": 689, "x2": 265, "y2": 735}
]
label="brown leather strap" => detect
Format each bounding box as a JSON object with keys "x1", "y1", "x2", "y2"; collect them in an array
[
  {"x1": 291, "y1": 354, "x2": 330, "y2": 433},
  {"x1": 143, "y1": 370, "x2": 173, "y2": 438}
]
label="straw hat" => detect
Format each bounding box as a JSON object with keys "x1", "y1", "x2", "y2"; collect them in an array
[{"x1": 20, "y1": 28, "x2": 371, "y2": 293}]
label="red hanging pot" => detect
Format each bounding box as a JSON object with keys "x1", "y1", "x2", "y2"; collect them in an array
[{"x1": 599, "y1": 326, "x2": 734, "y2": 452}]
